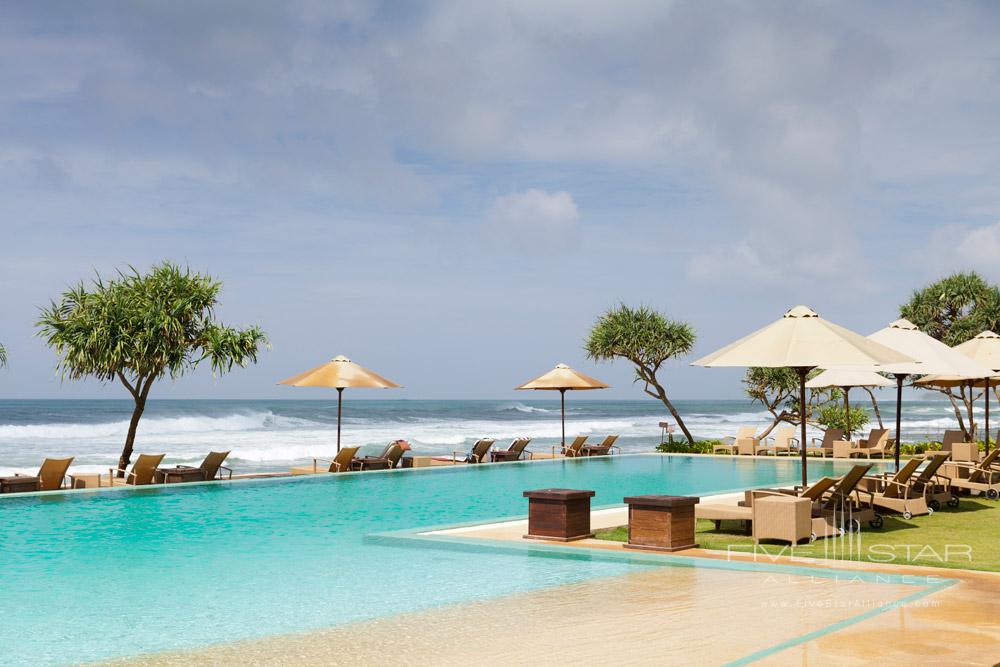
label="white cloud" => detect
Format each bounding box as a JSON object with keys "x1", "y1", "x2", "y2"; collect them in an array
[{"x1": 485, "y1": 189, "x2": 579, "y2": 248}]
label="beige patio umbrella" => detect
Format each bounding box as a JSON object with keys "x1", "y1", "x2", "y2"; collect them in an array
[
  {"x1": 867, "y1": 319, "x2": 993, "y2": 469},
  {"x1": 806, "y1": 369, "x2": 894, "y2": 440},
  {"x1": 516, "y1": 363, "x2": 609, "y2": 448},
  {"x1": 694, "y1": 306, "x2": 913, "y2": 486},
  {"x1": 278, "y1": 355, "x2": 401, "y2": 452},
  {"x1": 913, "y1": 330, "x2": 1000, "y2": 454}
]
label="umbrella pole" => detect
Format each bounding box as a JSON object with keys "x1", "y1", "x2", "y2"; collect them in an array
[
  {"x1": 894, "y1": 374, "x2": 905, "y2": 472},
  {"x1": 560, "y1": 388, "x2": 566, "y2": 449},
  {"x1": 336, "y1": 387, "x2": 344, "y2": 454},
  {"x1": 843, "y1": 386, "x2": 851, "y2": 440},
  {"x1": 986, "y1": 378, "x2": 991, "y2": 456},
  {"x1": 798, "y1": 368, "x2": 810, "y2": 488}
]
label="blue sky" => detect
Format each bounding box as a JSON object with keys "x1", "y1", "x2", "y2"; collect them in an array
[{"x1": 2, "y1": 1, "x2": 1000, "y2": 401}]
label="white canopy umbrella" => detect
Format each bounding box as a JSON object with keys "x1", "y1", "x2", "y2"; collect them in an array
[
  {"x1": 694, "y1": 305, "x2": 913, "y2": 486},
  {"x1": 867, "y1": 319, "x2": 994, "y2": 469},
  {"x1": 806, "y1": 369, "x2": 894, "y2": 439},
  {"x1": 913, "y1": 330, "x2": 1000, "y2": 454}
]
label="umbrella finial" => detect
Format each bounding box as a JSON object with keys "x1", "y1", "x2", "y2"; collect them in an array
[
  {"x1": 784, "y1": 305, "x2": 819, "y2": 318},
  {"x1": 888, "y1": 319, "x2": 918, "y2": 330}
]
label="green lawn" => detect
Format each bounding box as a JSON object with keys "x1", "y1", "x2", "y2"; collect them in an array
[{"x1": 595, "y1": 499, "x2": 1000, "y2": 572}]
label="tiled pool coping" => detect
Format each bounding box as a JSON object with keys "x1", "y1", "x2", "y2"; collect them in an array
[{"x1": 369, "y1": 505, "x2": 958, "y2": 667}]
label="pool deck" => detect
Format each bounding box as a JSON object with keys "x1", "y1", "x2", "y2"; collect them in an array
[{"x1": 104, "y1": 489, "x2": 1000, "y2": 666}]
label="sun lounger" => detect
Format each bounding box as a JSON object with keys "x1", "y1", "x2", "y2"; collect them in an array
[
  {"x1": 942, "y1": 449, "x2": 1000, "y2": 499},
  {"x1": 434, "y1": 438, "x2": 496, "y2": 464},
  {"x1": 0, "y1": 457, "x2": 75, "y2": 493},
  {"x1": 853, "y1": 429, "x2": 891, "y2": 458},
  {"x1": 490, "y1": 437, "x2": 533, "y2": 462},
  {"x1": 805, "y1": 428, "x2": 844, "y2": 457},
  {"x1": 856, "y1": 458, "x2": 929, "y2": 520},
  {"x1": 109, "y1": 453, "x2": 165, "y2": 486},
  {"x1": 562, "y1": 436, "x2": 590, "y2": 458},
  {"x1": 713, "y1": 426, "x2": 758, "y2": 455},
  {"x1": 697, "y1": 492, "x2": 841, "y2": 544},
  {"x1": 758, "y1": 426, "x2": 797, "y2": 456},
  {"x1": 354, "y1": 442, "x2": 407, "y2": 470},
  {"x1": 907, "y1": 453, "x2": 958, "y2": 511},
  {"x1": 175, "y1": 451, "x2": 232, "y2": 481},
  {"x1": 581, "y1": 435, "x2": 620, "y2": 456},
  {"x1": 290, "y1": 446, "x2": 360, "y2": 475},
  {"x1": 753, "y1": 464, "x2": 877, "y2": 531}
]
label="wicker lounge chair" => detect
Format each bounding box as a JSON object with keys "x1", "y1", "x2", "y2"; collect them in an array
[
  {"x1": 2, "y1": 457, "x2": 75, "y2": 493},
  {"x1": 290, "y1": 446, "x2": 360, "y2": 475},
  {"x1": 437, "y1": 438, "x2": 495, "y2": 464},
  {"x1": 490, "y1": 438, "x2": 533, "y2": 462},
  {"x1": 857, "y1": 457, "x2": 929, "y2": 520},
  {"x1": 908, "y1": 453, "x2": 958, "y2": 511},
  {"x1": 581, "y1": 435, "x2": 620, "y2": 456},
  {"x1": 176, "y1": 451, "x2": 232, "y2": 481},
  {"x1": 353, "y1": 442, "x2": 407, "y2": 470},
  {"x1": 714, "y1": 426, "x2": 759, "y2": 455},
  {"x1": 847, "y1": 428, "x2": 891, "y2": 459},
  {"x1": 759, "y1": 426, "x2": 797, "y2": 456},
  {"x1": 110, "y1": 453, "x2": 165, "y2": 486},
  {"x1": 562, "y1": 436, "x2": 590, "y2": 457},
  {"x1": 805, "y1": 428, "x2": 844, "y2": 457},
  {"x1": 942, "y1": 449, "x2": 1000, "y2": 499},
  {"x1": 697, "y1": 492, "x2": 841, "y2": 544}
]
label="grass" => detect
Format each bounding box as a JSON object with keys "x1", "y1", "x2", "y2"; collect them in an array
[{"x1": 595, "y1": 498, "x2": 1000, "y2": 572}]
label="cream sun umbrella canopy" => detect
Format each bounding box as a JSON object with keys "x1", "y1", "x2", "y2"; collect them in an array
[
  {"x1": 278, "y1": 355, "x2": 401, "y2": 452},
  {"x1": 867, "y1": 319, "x2": 994, "y2": 469},
  {"x1": 914, "y1": 330, "x2": 1000, "y2": 454},
  {"x1": 516, "y1": 363, "x2": 609, "y2": 448},
  {"x1": 694, "y1": 305, "x2": 913, "y2": 486},
  {"x1": 806, "y1": 370, "x2": 894, "y2": 439}
]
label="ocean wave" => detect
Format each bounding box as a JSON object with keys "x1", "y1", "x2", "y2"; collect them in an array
[{"x1": 497, "y1": 402, "x2": 553, "y2": 414}]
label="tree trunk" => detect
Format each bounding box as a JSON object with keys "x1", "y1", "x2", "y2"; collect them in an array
[
  {"x1": 118, "y1": 398, "x2": 146, "y2": 475},
  {"x1": 862, "y1": 387, "x2": 884, "y2": 429},
  {"x1": 945, "y1": 389, "x2": 969, "y2": 440},
  {"x1": 642, "y1": 378, "x2": 694, "y2": 443},
  {"x1": 116, "y1": 374, "x2": 153, "y2": 476}
]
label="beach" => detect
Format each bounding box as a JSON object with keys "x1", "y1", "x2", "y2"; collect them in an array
[{"x1": 0, "y1": 398, "x2": 971, "y2": 476}]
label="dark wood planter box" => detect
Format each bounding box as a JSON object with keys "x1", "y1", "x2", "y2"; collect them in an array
[
  {"x1": 522, "y1": 488, "x2": 596, "y2": 542},
  {"x1": 153, "y1": 468, "x2": 207, "y2": 484},
  {"x1": 0, "y1": 476, "x2": 41, "y2": 493},
  {"x1": 624, "y1": 495, "x2": 699, "y2": 552}
]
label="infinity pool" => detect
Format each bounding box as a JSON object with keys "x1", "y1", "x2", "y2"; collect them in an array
[{"x1": 0, "y1": 455, "x2": 873, "y2": 665}]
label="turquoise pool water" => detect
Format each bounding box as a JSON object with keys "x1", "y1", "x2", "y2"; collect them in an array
[{"x1": 0, "y1": 455, "x2": 877, "y2": 665}]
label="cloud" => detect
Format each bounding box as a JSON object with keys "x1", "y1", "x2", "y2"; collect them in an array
[
  {"x1": 918, "y1": 222, "x2": 1000, "y2": 282},
  {"x1": 485, "y1": 189, "x2": 579, "y2": 248}
]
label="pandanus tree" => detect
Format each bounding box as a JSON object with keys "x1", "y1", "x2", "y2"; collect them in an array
[
  {"x1": 37, "y1": 262, "x2": 268, "y2": 474},
  {"x1": 585, "y1": 304, "x2": 697, "y2": 443},
  {"x1": 900, "y1": 271, "x2": 1000, "y2": 440},
  {"x1": 0, "y1": 342, "x2": 6, "y2": 367}
]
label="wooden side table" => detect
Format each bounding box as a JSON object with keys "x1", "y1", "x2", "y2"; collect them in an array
[
  {"x1": 153, "y1": 467, "x2": 206, "y2": 484},
  {"x1": 623, "y1": 495, "x2": 699, "y2": 552},
  {"x1": 0, "y1": 476, "x2": 40, "y2": 493},
  {"x1": 522, "y1": 488, "x2": 596, "y2": 542}
]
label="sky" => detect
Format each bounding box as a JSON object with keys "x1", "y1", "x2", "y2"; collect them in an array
[{"x1": 1, "y1": 1, "x2": 1000, "y2": 401}]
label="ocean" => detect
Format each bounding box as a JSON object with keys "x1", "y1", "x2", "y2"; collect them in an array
[{"x1": 0, "y1": 398, "x2": 980, "y2": 476}]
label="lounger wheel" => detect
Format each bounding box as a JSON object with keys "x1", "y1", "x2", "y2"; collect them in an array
[
  {"x1": 845, "y1": 518, "x2": 861, "y2": 533},
  {"x1": 902, "y1": 511, "x2": 912, "y2": 520},
  {"x1": 947, "y1": 496, "x2": 960, "y2": 508},
  {"x1": 987, "y1": 489, "x2": 999, "y2": 500},
  {"x1": 928, "y1": 499, "x2": 941, "y2": 512},
  {"x1": 869, "y1": 515, "x2": 884, "y2": 529},
  {"x1": 809, "y1": 532, "x2": 817, "y2": 543},
  {"x1": 927, "y1": 507, "x2": 934, "y2": 516}
]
